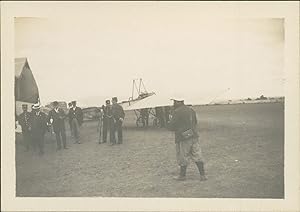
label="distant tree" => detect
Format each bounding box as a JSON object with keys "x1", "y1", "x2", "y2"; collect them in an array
[
  {"x1": 259, "y1": 95, "x2": 267, "y2": 100},
  {"x1": 247, "y1": 98, "x2": 252, "y2": 101}
]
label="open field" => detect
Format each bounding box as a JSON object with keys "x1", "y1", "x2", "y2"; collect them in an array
[{"x1": 15, "y1": 103, "x2": 284, "y2": 198}]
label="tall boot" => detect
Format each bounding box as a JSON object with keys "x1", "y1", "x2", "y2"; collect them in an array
[
  {"x1": 173, "y1": 165, "x2": 187, "y2": 181},
  {"x1": 196, "y1": 161, "x2": 207, "y2": 181}
]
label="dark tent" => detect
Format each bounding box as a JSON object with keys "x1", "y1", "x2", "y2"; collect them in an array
[{"x1": 15, "y1": 57, "x2": 39, "y2": 103}]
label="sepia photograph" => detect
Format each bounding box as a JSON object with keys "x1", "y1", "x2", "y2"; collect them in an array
[{"x1": 1, "y1": 1, "x2": 299, "y2": 211}]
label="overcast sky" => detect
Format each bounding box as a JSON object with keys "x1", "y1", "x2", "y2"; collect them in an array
[{"x1": 15, "y1": 5, "x2": 284, "y2": 105}]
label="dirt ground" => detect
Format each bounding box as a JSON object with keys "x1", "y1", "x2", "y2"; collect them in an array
[{"x1": 15, "y1": 102, "x2": 284, "y2": 198}]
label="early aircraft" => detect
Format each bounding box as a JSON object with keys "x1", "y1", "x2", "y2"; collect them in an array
[{"x1": 120, "y1": 79, "x2": 231, "y2": 127}]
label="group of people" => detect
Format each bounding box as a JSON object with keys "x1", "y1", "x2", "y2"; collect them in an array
[
  {"x1": 139, "y1": 106, "x2": 171, "y2": 128},
  {"x1": 97, "y1": 97, "x2": 125, "y2": 145},
  {"x1": 17, "y1": 96, "x2": 207, "y2": 181},
  {"x1": 17, "y1": 100, "x2": 83, "y2": 155}
]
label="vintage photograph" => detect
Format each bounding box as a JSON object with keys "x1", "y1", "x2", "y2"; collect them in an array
[
  {"x1": 14, "y1": 13, "x2": 285, "y2": 198},
  {"x1": 2, "y1": 1, "x2": 299, "y2": 211}
]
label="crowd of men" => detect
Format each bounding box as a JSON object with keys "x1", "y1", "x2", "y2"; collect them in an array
[
  {"x1": 17, "y1": 97, "x2": 207, "y2": 181},
  {"x1": 17, "y1": 97, "x2": 125, "y2": 155}
]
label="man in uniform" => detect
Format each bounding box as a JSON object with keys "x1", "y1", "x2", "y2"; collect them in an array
[
  {"x1": 111, "y1": 97, "x2": 125, "y2": 144},
  {"x1": 18, "y1": 104, "x2": 32, "y2": 151},
  {"x1": 102, "y1": 100, "x2": 114, "y2": 144},
  {"x1": 30, "y1": 103, "x2": 48, "y2": 155},
  {"x1": 68, "y1": 101, "x2": 83, "y2": 144},
  {"x1": 67, "y1": 102, "x2": 74, "y2": 137},
  {"x1": 97, "y1": 106, "x2": 104, "y2": 144},
  {"x1": 168, "y1": 98, "x2": 207, "y2": 181},
  {"x1": 48, "y1": 101, "x2": 67, "y2": 150}
]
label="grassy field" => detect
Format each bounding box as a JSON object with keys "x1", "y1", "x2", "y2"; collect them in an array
[{"x1": 15, "y1": 102, "x2": 284, "y2": 198}]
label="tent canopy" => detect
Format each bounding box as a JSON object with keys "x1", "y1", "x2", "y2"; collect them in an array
[{"x1": 15, "y1": 57, "x2": 39, "y2": 104}]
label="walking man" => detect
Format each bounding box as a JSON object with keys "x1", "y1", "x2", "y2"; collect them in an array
[
  {"x1": 18, "y1": 104, "x2": 32, "y2": 151},
  {"x1": 112, "y1": 97, "x2": 125, "y2": 144},
  {"x1": 102, "y1": 100, "x2": 115, "y2": 144},
  {"x1": 68, "y1": 101, "x2": 83, "y2": 144},
  {"x1": 48, "y1": 101, "x2": 67, "y2": 150},
  {"x1": 30, "y1": 103, "x2": 48, "y2": 155},
  {"x1": 168, "y1": 98, "x2": 207, "y2": 181}
]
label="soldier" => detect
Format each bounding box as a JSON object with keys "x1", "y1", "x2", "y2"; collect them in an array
[
  {"x1": 168, "y1": 98, "x2": 207, "y2": 181},
  {"x1": 111, "y1": 97, "x2": 125, "y2": 144},
  {"x1": 97, "y1": 107, "x2": 104, "y2": 144},
  {"x1": 67, "y1": 102, "x2": 74, "y2": 137},
  {"x1": 102, "y1": 100, "x2": 115, "y2": 144},
  {"x1": 30, "y1": 103, "x2": 48, "y2": 156},
  {"x1": 47, "y1": 101, "x2": 67, "y2": 150},
  {"x1": 18, "y1": 104, "x2": 32, "y2": 151},
  {"x1": 68, "y1": 101, "x2": 83, "y2": 144}
]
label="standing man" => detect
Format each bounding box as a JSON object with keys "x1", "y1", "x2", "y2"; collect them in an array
[
  {"x1": 67, "y1": 102, "x2": 74, "y2": 137},
  {"x1": 30, "y1": 103, "x2": 48, "y2": 156},
  {"x1": 155, "y1": 107, "x2": 165, "y2": 127},
  {"x1": 102, "y1": 100, "x2": 114, "y2": 144},
  {"x1": 111, "y1": 97, "x2": 125, "y2": 144},
  {"x1": 168, "y1": 98, "x2": 207, "y2": 181},
  {"x1": 68, "y1": 101, "x2": 83, "y2": 144},
  {"x1": 140, "y1": 108, "x2": 149, "y2": 127},
  {"x1": 48, "y1": 101, "x2": 67, "y2": 150},
  {"x1": 18, "y1": 104, "x2": 32, "y2": 151}
]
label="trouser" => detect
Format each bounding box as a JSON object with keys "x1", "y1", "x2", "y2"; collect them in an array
[
  {"x1": 114, "y1": 120, "x2": 123, "y2": 144},
  {"x1": 22, "y1": 130, "x2": 32, "y2": 151},
  {"x1": 176, "y1": 137, "x2": 206, "y2": 177},
  {"x1": 98, "y1": 121, "x2": 103, "y2": 143},
  {"x1": 142, "y1": 116, "x2": 149, "y2": 127},
  {"x1": 103, "y1": 119, "x2": 115, "y2": 143},
  {"x1": 55, "y1": 129, "x2": 66, "y2": 149},
  {"x1": 71, "y1": 119, "x2": 80, "y2": 143},
  {"x1": 32, "y1": 132, "x2": 45, "y2": 155},
  {"x1": 176, "y1": 137, "x2": 204, "y2": 166},
  {"x1": 69, "y1": 121, "x2": 73, "y2": 137}
]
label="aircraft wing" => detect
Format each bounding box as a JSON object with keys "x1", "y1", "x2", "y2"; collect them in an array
[
  {"x1": 123, "y1": 94, "x2": 173, "y2": 111},
  {"x1": 123, "y1": 94, "x2": 218, "y2": 111}
]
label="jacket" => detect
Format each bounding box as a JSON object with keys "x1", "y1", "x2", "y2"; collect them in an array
[
  {"x1": 47, "y1": 108, "x2": 66, "y2": 133},
  {"x1": 68, "y1": 107, "x2": 83, "y2": 126},
  {"x1": 168, "y1": 104, "x2": 198, "y2": 142},
  {"x1": 30, "y1": 111, "x2": 48, "y2": 135},
  {"x1": 103, "y1": 105, "x2": 113, "y2": 121},
  {"x1": 18, "y1": 111, "x2": 32, "y2": 132},
  {"x1": 112, "y1": 104, "x2": 125, "y2": 121}
]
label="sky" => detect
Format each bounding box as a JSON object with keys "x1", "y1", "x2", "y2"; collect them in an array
[{"x1": 15, "y1": 5, "x2": 284, "y2": 106}]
